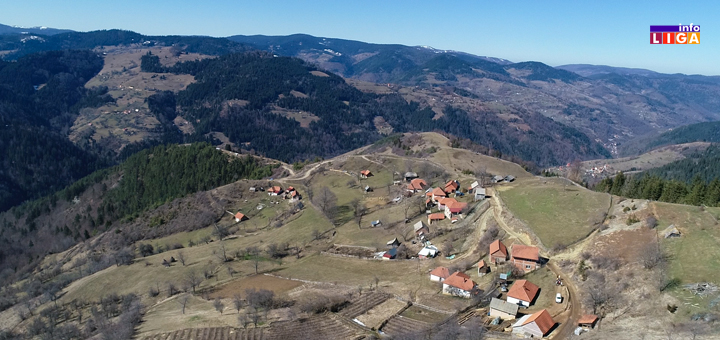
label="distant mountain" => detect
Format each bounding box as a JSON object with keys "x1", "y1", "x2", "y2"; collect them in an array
[
  {"x1": 0, "y1": 23, "x2": 73, "y2": 36},
  {"x1": 228, "y1": 33, "x2": 720, "y2": 156},
  {"x1": 228, "y1": 34, "x2": 510, "y2": 82},
  {"x1": 1, "y1": 29, "x2": 252, "y2": 60},
  {"x1": 556, "y1": 64, "x2": 660, "y2": 77},
  {"x1": 620, "y1": 121, "x2": 720, "y2": 155}
]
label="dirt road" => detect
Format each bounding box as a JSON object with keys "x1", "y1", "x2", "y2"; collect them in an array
[{"x1": 489, "y1": 189, "x2": 581, "y2": 339}]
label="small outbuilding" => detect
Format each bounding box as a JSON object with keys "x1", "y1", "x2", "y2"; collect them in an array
[
  {"x1": 234, "y1": 212, "x2": 247, "y2": 223},
  {"x1": 387, "y1": 238, "x2": 401, "y2": 248},
  {"x1": 477, "y1": 260, "x2": 489, "y2": 276},
  {"x1": 360, "y1": 170, "x2": 373, "y2": 178},
  {"x1": 578, "y1": 314, "x2": 599, "y2": 329},
  {"x1": 663, "y1": 224, "x2": 681, "y2": 238},
  {"x1": 489, "y1": 297, "x2": 518, "y2": 321},
  {"x1": 489, "y1": 240, "x2": 508, "y2": 264}
]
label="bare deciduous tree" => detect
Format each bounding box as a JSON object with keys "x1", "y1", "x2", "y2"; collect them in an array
[
  {"x1": 177, "y1": 294, "x2": 190, "y2": 314},
  {"x1": 213, "y1": 298, "x2": 225, "y2": 315},
  {"x1": 639, "y1": 241, "x2": 666, "y2": 270},
  {"x1": 233, "y1": 294, "x2": 243, "y2": 314},
  {"x1": 185, "y1": 271, "x2": 202, "y2": 293},
  {"x1": 177, "y1": 250, "x2": 186, "y2": 266},
  {"x1": 314, "y1": 187, "x2": 337, "y2": 220},
  {"x1": 350, "y1": 199, "x2": 367, "y2": 228}
]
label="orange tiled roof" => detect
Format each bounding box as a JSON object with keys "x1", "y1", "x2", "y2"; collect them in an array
[
  {"x1": 444, "y1": 271, "x2": 476, "y2": 291},
  {"x1": 507, "y1": 279, "x2": 539, "y2": 302},
  {"x1": 512, "y1": 244, "x2": 540, "y2": 261},
  {"x1": 521, "y1": 309, "x2": 555, "y2": 335},
  {"x1": 490, "y1": 240, "x2": 508, "y2": 257},
  {"x1": 430, "y1": 266, "x2": 450, "y2": 279}
]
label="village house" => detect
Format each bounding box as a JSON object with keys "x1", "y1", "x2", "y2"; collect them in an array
[
  {"x1": 406, "y1": 178, "x2": 428, "y2": 194},
  {"x1": 511, "y1": 244, "x2": 541, "y2": 273},
  {"x1": 511, "y1": 309, "x2": 556, "y2": 338},
  {"x1": 234, "y1": 212, "x2": 247, "y2": 223},
  {"x1": 427, "y1": 212, "x2": 445, "y2": 225},
  {"x1": 442, "y1": 272, "x2": 476, "y2": 298},
  {"x1": 360, "y1": 170, "x2": 373, "y2": 178},
  {"x1": 507, "y1": 279, "x2": 540, "y2": 307},
  {"x1": 444, "y1": 180, "x2": 459, "y2": 194},
  {"x1": 489, "y1": 240, "x2": 508, "y2": 264},
  {"x1": 430, "y1": 187, "x2": 447, "y2": 202},
  {"x1": 429, "y1": 266, "x2": 450, "y2": 282},
  {"x1": 437, "y1": 197, "x2": 457, "y2": 211},
  {"x1": 268, "y1": 186, "x2": 283, "y2": 196},
  {"x1": 444, "y1": 201, "x2": 468, "y2": 219},
  {"x1": 489, "y1": 297, "x2": 519, "y2": 321},
  {"x1": 477, "y1": 260, "x2": 488, "y2": 276}
]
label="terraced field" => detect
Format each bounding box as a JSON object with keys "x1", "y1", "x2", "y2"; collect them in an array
[
  {"x1": 142, "y1": 327, "x2": 266, "y2": 340},
  {"x1": 380, "y1": 315, "x2": 432, "y2": 336},
  {"x1": 268, "y1": 314, "x2": 366, "y2": 340},
  {"x1": 339, "y1": 292, "x2": 392, "y2": 319}
]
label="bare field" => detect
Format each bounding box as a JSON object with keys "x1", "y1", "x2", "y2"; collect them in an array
[
  {"x1": 207, "y1": 275, "x2": 303, "y2": 299},
  {"x1": 581, "y1": 142, "x2": 710, "y2": 173},
  {"x1": 355, "y1": 298, "x2": 407, "y2": 329}
]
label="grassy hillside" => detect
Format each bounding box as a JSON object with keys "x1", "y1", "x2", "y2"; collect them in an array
[{"x1": 498, "y1": 177, "x2": 611, "y2": 249}]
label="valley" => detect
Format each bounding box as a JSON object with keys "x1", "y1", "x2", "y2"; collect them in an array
[{"x1": 1, "y1": 133, "x2": 717, "y2": 339}]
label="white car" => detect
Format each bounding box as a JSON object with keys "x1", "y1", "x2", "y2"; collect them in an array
[{"x1": 555, "y1": 293, "x2": 563, "y2": 303}]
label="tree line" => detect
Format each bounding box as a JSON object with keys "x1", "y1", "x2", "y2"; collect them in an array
[{"x1": 595, "y1": 172, "x2": 720, "y2": 207}]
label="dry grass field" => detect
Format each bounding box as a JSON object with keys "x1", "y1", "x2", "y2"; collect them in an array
[{"x1": 581, "y1": 142, "x2": 710, "y2": 173}]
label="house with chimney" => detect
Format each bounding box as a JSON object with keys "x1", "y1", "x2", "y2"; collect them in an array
[
  {"x1": 511, "y1": 309, "x2": 556, "y2": 338},
  {"x1": 507, "y1": 279, "x2": 540, "y2": 307},
  {"x1": 489, "y1": 240, "x2": 508, "y2": 264},
  {"x1": 442, "y1": 272, "x2": 476, "y2": 298}
]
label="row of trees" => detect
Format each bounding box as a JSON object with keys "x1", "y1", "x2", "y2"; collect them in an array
[{"x1": 595, "y1": 172, "x2": 720, "y2": 206}]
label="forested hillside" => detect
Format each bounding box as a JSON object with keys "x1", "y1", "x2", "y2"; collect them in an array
[
  {"x1": 0, "y1": 50, "x2": 109, "y2": 211},
  {"x1": 0, "y1": 143, "x2": 274, "y2": 280},
  {"x1": 595, "y1": 145, "x2": 720, "y2": 206},
  {"x1": 629, "y1": 121, "x2": 720, "y2": 154},
  {"x1": 144, "y1": 51, "x2": 609, "y2": 166}
]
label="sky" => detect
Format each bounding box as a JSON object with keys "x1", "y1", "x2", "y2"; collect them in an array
[{"x1": 1, "y1": 0, "x2": 717, "y2": 75}]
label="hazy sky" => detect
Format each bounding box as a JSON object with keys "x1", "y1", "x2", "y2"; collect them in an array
[{"x1": 1, "y1": 0, "x2": 717, "y2": 75}]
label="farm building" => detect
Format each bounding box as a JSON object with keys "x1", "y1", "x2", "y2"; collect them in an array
[
  {"x1": 578, "y1": 314, "x2": 598, "y2": 329},
  {"x1": 360, "y1": 170, "x2": 373, "y2": 178},
  {"x1": 492, "y1": 175, "x2": 505, "y2": 183},
  {"x1": 511, "y1": 244, "x2": 540, "y2": 273},
  {"x1": 477, "y1": 260, "x2": 488, "y2": 276},
  {"x1": 234, "y1": 212, "x2": 247, "y2": 223},
  {"x1": 489, "y1": 297, "x2": 518, "y2": 321},
  {"x1": 504, "y1": 175, "x2": 515, "y2": 182},
  {"x1": 507, "y1": 279, "x2": 540, "y2": 307},
  {"x1": 430, "y1": 266, "x2": 451, "y2": 282},
  {"x1": 489, "y1": 240, "x2": 508, "y2": 264},
  {"x1": 468, "y1": 181, "x2": 479, "y2": 191},
  {"x1": 404, "y1": 172, "x2": 418, "y2": 181},
  {"x1": 511, "y1": 309, "x2": 555, "y2": 338},
  {"x1": 382, "y1": 248, "x2": 397, "y2": 260},
  {"x1": 442, "y1": 272, "x2": 476, "y2": 298},
  {"x1": 414, "y1": 221, "x2": 429, "y2": 239},
  {"x1": 474, "y1": 187, "x2": 487, "y2": 201},
  {"x1": 418, "y1": 245, "x2": 439, "y2": 258},
  {"x1": 387, "y1": 238, "x2": 401, "y2": 248},
  {"x1": 427, "y1": 213, "x2": 445, "y2": 225}
]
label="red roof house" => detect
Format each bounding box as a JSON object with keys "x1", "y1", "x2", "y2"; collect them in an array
[
  {"x1": 442, "y1": 272, "x2": 476, "y2": 298},
  {"x1": 507, "y1": 279, "x2": 540, "y2": 307},
  {"x1": 490, "y1": 240, "x2": 508, "y2": 264},
  {"x1": 430, "y1": 266, "x2": 451, "y2": 282},
  {"x1": 511, "y1": 244, "x2": 541, "y2": 273},
  {"x1": 512, "y1": 309, "x2": 556, "y2": 338},
  {"x1": 234, "y1": 212, "x2": 247, "y2": 222}
]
